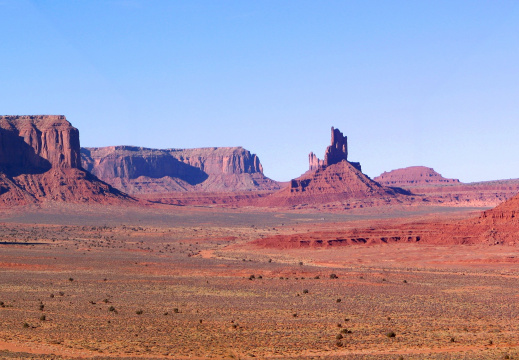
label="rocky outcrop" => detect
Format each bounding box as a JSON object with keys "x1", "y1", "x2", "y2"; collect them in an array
[
  {"x1": 81, "y1": 146, "x2": 280, "y2": 194},
  {"x1": 308, "y1": 127, "x2": 348, "y2": 171},
  {"x1": 375, "y1": 166, "x2": 460, "y2": 187},
  {"x1": 0, "y1": 115, "x2": 81, "y2": 173},
  {"x1": 481, "y1": 194, "x2": 519, "y2": 222},
  {"x1": 264, "y1": 160, "x2": 405, "y2": 208},
  {"x1": 0, "y1": 115, "x2": 133, "y2": 206},
  {"x1": 262, "y1": 127, "x2": 408, "y2": 208},
  {"x1": 308, "y1": 127, "x2": 361, "y2": 172},
  {"x1": 308, "y1": 152, "x2": 324, "y2": 171},
  {"x1": 324, "y1": 127, "x2": 348, "y2": 166}
]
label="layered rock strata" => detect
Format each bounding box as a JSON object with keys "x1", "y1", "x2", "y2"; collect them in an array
[
  {"x1": 0, "y1": 115, "x2": 132, "y2": 206},
  {"x1": 308, "y1": 127, "x2": 361, "y2": 172},
  {"x1": 375, "y1": 166, "x2": 460, "y2": 187},
  {"x1": 81, "y1": 146, "x2": 280, "y2": 194}
]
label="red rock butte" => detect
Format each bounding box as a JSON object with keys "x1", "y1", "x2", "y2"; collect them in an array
[
  {"x1": 0, "y1": 115, "x2": 80, "y2": 171},
  {"x1": 0, "y1": 115, "x2": 133, "y2": 206},
  {"x1": 261, "y1": 126, "x2": 406, "y2": 208}
]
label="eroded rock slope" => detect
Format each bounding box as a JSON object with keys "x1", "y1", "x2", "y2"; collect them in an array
[{"x1": 81, "y1": 146, "x2": 281, "y2": 194}]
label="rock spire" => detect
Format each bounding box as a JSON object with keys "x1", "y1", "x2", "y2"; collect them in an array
[{"x1": 308, "y1": 127, "x2": 350, "y2": 171}]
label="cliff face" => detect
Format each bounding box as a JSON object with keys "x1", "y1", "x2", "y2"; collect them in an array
[
  {"x1": 81, "y1": 146, "x2": 280, "y2": 194},
  {"x1": 0, "y1": 115, "x2": 132, "y2": 206},
  {"x1": 0, "y1": 115, "x2": 80, "y2": 173}
]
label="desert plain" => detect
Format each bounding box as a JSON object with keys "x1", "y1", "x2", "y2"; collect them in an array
[{"x1": 1, "y1": 203, "x2": 518, "y2": 360}]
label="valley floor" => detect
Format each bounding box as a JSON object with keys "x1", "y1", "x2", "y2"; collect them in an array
[{"x1": 0, "y1": 204, "x2": 518, "y2": 359}]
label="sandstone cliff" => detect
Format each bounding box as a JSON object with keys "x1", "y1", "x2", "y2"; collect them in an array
[
  {"x1": 375, "y1": 166, "x2": 460, "y2": 187},
  {"x1": 81, "y1": 146, "x2": 280, "y2": 194},
  {"x1": 0, "y1": 115, "x2": 133, "y2": 206},
  {"x1": 0, "y1": 115, "x2": 80, "y2": 173}
]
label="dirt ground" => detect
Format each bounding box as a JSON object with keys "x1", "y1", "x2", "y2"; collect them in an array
[{"x1": 0, "y1": 203, "x2": 518, "y2": 359}]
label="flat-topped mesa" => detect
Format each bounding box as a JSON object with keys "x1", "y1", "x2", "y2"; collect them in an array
[
  {"x1": 0, "y1": 115, "x2": 81, "y2": 171},
  {"x1": 81, "y1": 146, "x2": 279, "y2": 193},
  {"x1": 375, "y1": 166, "x2": 460, "y2": 187}
]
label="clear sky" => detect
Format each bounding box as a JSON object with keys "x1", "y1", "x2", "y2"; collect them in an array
[{"x1": 1, "y1": 0, "x2": 519, "y2": 183}]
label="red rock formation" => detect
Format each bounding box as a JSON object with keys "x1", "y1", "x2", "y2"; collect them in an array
[
  {"x1": 375, "y1": 167, "x2": 519, "y2": 207},
  {"x1": 324, "y1": 127, "x2": 348, "y2": 166},
  {"x1": 255, "y1": 191, "x2": 519, "y2": 249},
  {"x1": 263, "y1": 160, "x2": 403, "y2": 207},
  {"x1": 308, "y1": 127, "x2": 349, "y2": 171},
  {"x1": 81, "y1": 146, "x2": 280, "y2": 194},
  {"x1": 0, "y1": 115, "x2": 133, "y2": 206},
  {"x1": 480, "y1": 194, "x2": 519, "y2": 223},
  {"x1": 308, "y1": 152, "x2": 324, "y2": 171},
  {"x1": 375, "y1": 166, "x2": 460, "y2": 187},
  {"x1": 261, "y1": 127, "x2": 408, "y2": 208},
  {"x1": 253, "y1": 229, "x2": 424, "y2": 249},
  {"x1": 0, "y1": 115, "x2": 81, "y2": 172}
]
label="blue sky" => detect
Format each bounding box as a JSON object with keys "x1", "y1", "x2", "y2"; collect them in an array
[{"x1": 1, "y1": 0, "x2": 519, "y2": 182}]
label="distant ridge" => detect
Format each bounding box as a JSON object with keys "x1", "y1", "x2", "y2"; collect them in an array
[{"x1": 375, "y1": 166, "x2": 460, "y2": 187}]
